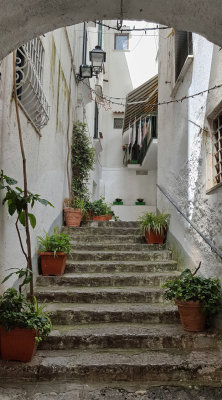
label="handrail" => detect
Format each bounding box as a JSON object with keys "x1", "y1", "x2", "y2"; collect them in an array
[{"x1": 157, "y1": 184, "x2": 222, "y2": 260}]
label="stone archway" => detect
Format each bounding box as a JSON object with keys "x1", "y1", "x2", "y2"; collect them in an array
[{"x1": 1, "y1": 0, "x2": 222, "y2": 60}]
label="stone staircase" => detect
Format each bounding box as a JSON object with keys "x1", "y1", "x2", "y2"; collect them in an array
[{"x1": 0, "y1": 221, "x2": 222, "y2": 396}]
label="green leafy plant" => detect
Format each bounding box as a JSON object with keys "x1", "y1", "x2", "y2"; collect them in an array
[
  {"x1": 163, "y1": 268, "x2": 221, "y2": 316},
  {"x1": 70, "y1": 197, "x2": 84, "y2": 210},
  {"x1": 139, "y1": 211, "x2": 170, "y2": 235},
  {"x1": 115, "y1": 198, "x2": 122, "y2": 203},
  {"x1": 137, "y1": 198, "x2": 144, "y2": 203},
  {"x1": 91, "y1": 197, "x2": 110, "y2": 216},
  {"x1": 38, "y1": 231, "x2": 71, "y2": 256},
  {"x1": 0, "y1": 288, "x2": 51, "y2": 343},
  {"x1": 71, "y1": 122, "x2": 95, "y2": 199},
  {"x1": 0, "y1": 171, "x2": 53, "y2": 296}
]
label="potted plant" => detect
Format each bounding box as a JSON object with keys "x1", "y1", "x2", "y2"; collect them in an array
[
  {"x1": 138, "y1": 211, "x2": 170, "y2": 244},
  {"x1": 113, "y1": 198, "x2": 123, "y2": 205},
  {"x1": 38, "y1": 230, "x2": 71, "y2": 275},
  {"x1": 64, "y1": 197, "x2": 84, "y2": 227},
  {"x1": 163, "y1": 266, "x2": 221, "y2": 332},
  {"x1": 136, "y1": 198, "x2": 145, "y2": 205},
  {"x1": 0, "y1": 288, "x2": 51, "y2": 362}
]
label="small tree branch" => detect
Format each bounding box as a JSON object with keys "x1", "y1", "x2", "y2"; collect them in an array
[
  {"x1": 192, "y1": 261, "x2": 202, "y2": 276},
  {"x1": 15, "y1": 215, "x2": 28, "y2": 262},
  {"x1": 13, "y1": 51, "x2": 34, "y2": 301}
]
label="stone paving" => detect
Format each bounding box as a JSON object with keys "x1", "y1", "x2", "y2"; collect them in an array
[{"x1": 0, "y1": 383, "x2": 222, "y2": 400}]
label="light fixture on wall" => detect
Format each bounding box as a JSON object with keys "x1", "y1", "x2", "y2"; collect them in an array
[{"x1": 77, "y1": 45, "x2": 106, "y2": 81}]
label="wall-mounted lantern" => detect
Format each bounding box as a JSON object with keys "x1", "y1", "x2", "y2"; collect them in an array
[{"x1": 77, "y1": 45, "x2": 106, "y2": 81}]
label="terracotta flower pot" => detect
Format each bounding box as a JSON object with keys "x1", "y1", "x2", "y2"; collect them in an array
[
  {"x1": 176, "y1": 300, "x2": 206, "y2": 332},
  {"x1": 106, "y1": 214, "x2": 113, "y2": 221},
  {"x1": 145, "y1": 228, "x2": 165, "y2": 244},
  {"x1": 0, "y1": 326, "x2": 37, "y2": 362},
  {"x1": 93, "y1": 215, "x2": 107, "y2": 221},
  {"x1": 40, "y1": 252, "x2": 67, "y2": 276},
  {"x1": 64, "y1": 207, "x2": 82, "y2": 227}
]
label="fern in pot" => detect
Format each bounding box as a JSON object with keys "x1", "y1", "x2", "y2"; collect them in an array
[
  {"x1": 138, "y1": 211, "x2": 170, "y2": 244},
  {"x1": 38, "y1": 229, "x2": 71, "y2": 276}
]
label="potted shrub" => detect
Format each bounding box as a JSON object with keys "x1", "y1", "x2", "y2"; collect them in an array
[
  {"x1": 38, "y1": 230, "x2": 71, "y2": 275},
  {"x1": 64, "y1": 197, "x2": 84, "y2": 227},
  {"x1": 113, "y1": 198, "x2": 123, "y2": 205},
  {"x1": 0, "y1": 288, "x2": 51, "y2": 362},
  {"x1": 139, "y1": 211, "x2": 170, "y2": 244},
  {"x1": 163, "y1": 267, "x2": 221, "y2": 332},
  {"x1": 92, "y1": 198, "x2": 109, "y2": 221}
]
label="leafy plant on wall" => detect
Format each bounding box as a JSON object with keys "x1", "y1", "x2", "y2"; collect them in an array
[{"x1": 71, "y1": 122, "x2": 95, "y2": 199}]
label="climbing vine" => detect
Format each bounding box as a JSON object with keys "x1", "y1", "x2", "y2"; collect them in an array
[{"x1": 71, "y1": 122, "x2": 95, "y2": 199}]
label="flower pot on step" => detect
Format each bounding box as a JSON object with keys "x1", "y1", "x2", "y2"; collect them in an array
[
  {"x1": 176, "y1": 300, "x2": 206, "y2": 332},
  {"x1": 40, "y1": 252, "x2": 67, "y2": 276},
  {"x1": 145, "y1": 229, "x2": 165, "y2": 244},
  {"x1": 93, "y1": 215, "x2": 107, "y2": 221},
  {"x1": 106, "y1": 214, "x2": 113, "y2": 221},
  {"x1": 64, "y1": 207, "x2": 82, "y2": 227},
  {"x1": 0, "y1": 326, "x2": 37, "y2": 362}
]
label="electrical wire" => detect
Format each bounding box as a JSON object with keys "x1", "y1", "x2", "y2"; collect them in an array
[{"x1": 96, "y1": 21, "x2": 169, "y2": 32}]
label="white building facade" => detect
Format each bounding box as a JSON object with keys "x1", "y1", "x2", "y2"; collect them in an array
[{"x1": 158, "y1": 30, "x2": 222, "y2": 286}]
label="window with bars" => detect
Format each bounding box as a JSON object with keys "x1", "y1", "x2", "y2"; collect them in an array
[
  {"x1": 114, "y1": 118, "x2": 124, "y2": 129},
  {"x1": 213, "y1": 113, "x2": 222, "y2": 185},
  {"x1": 15, "y1": 37, "x2": 49, "y2": 132},
  {"x1": 175, "y1": 31, "x2": 193, "y2": 81}
]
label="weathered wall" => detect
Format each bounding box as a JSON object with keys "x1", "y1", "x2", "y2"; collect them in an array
[
  {"x1": 158, "y1": 31, "x2": 222, "y2": 286},
  {"x1": 1, "y1": 0, "x2": 222, "y2": 61},
  {"x1": 0, "y1": 24, "x2": 101, "y2": 290}
]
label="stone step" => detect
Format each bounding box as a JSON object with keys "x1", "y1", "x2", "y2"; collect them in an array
[
  {"x1": 81, "y1": 221, "x2": 140, "y2": 228},
  {"x1": 39, "y1": 323, "x2": 220, "y2": 351},
  {"x1": 35, "y1": 286, "x2": 164, "y2": 303},
  {"x1": 63, "y1": 227, "x2": 141, "y2": 235},
  {"x1": 36, "y1": 272, "x2": 177, "y2": 288},
  {"x1": 1, "y1": 348, "x2": 222, "y2": 384},
  {"x1": 45, "y1": 303, "x2": 179, "y2": 325},
  {"x1": 70, "y1": 242, "x2": 165, "y2": 251},
  {"x1": 69, "y1": 234, "x2": 146, "y2": 243},
  {"x1": 65, "y1": 260, "x2": 178, "y2": 274},
  {"x1": 68, "y1": 250, "x2": 172, "y2": 262}
]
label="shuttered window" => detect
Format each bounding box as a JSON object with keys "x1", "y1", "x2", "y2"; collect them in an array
[
  {"x1": 114, "y1": 118, "x2": 124, "y2": 129},
  {"x1": 213, "y1": 114, "x2": 222, "y2": 184},
  {"x1": 175, "y1": 31, "x2": 193, "y2": 81}
]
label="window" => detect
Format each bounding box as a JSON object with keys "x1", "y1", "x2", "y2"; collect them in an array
[
  {"x1": 114, "y1": 118, "x2": 124, "y2": 129},
  {"x1": 212, "y1": 113, "x2": 222, "y2": 185},
  {"x1": 175, "y1": 31, "x2": 193, "y2": 81},
  {"x1": 94, "y1": 102, "x2": 99, "y2": 138},
  {"x1": 114, "y1": 34, "x2": 129, "y2": 50},
  {"x1": 16, "y1": 38, "x2": 49, "y2": 132}
]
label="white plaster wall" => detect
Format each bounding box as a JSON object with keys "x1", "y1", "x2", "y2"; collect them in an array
[
  {"x1": 102, "y1": 168, "x2": 157, "y2": 206},
  {"x1": 111, "y1": 205, "x2": 156, "y2": 221},
  {"x1": 0, "y1": 24, "x2": 101, "y2": 290},
  {"x1": 158, "y1": 31, "x2": 222, "y2": 282}
]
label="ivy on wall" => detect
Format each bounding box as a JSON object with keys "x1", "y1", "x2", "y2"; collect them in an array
[{"x1": 71, "y1": 122, "x2": 95, "y2": 199}]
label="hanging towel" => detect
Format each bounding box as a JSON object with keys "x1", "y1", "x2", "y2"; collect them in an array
[
  {"x1": 138, "y1": 118, "x2": 142, "y2": 148},
  {"x1": 127, "y1": 123, "x2": 133, "y2": 146},
  {"x1": 142, "y1": 118, "x2": 147, "y2": 141},
  {"x1": 132, "y1": 118, "x2": 137, "y2": 146}
]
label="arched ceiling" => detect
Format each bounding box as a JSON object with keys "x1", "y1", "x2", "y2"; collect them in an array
[{"x1": 1, "y1": 0, "x2": 222, "y2": 60}]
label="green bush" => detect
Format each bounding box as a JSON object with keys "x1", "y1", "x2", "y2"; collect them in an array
[
  {"x1": 0, "y1": 288, "x2": 51, "y2": 343},
  {"x1": 71, "y1": 122, "x2": 95, "y2": 199},
  {"x1": 38, "y1": 232, "x2": 71, "y2": 256},
  {"x1": 91, "y1": 198, "x2": 111, "y2": 216},
  {"x1": 163, "y1": 269, "x2": 221, "y2": 316},
  {"x1": 139, "y1": 211, "x2": 170, "y2": 235}
]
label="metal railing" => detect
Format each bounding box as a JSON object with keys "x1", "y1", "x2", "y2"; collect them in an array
[{"x1": 157, "y1": 184, "x2": 222, "y2": 260}]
